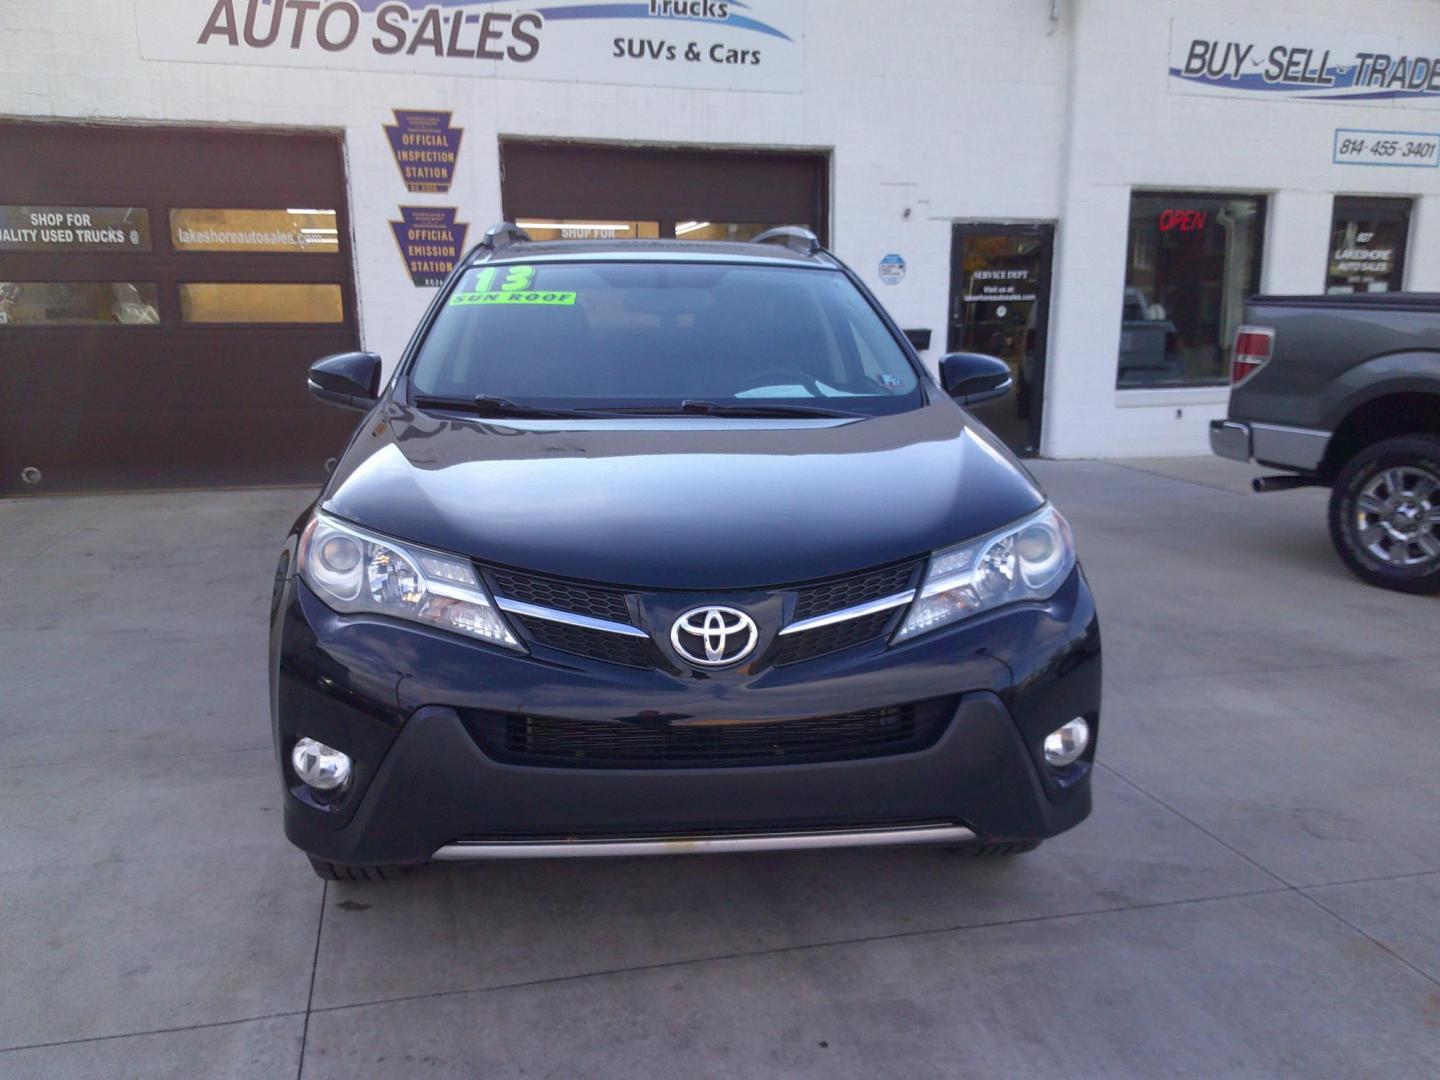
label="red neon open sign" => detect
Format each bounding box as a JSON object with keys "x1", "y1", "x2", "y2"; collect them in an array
[{"x1": 1158, "y1": 209, "x2": 1208, "y2": 232}]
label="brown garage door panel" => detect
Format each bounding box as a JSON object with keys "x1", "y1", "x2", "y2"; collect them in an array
[
  {"x1": 1, "y1": 329, "x2": 360, "y2": 415},
  {"x1": 0, "y1": 124, "x2": 347, "y2": 207},
  {"x1": 1, "y1": 407, "x2": 361, "y2": 492},
  {"x1": 0, "y1": 121, "x2": 359, "y2": 494},
  {"x1": 501, "y1": 142, "x2": 829, "y2": 243}
]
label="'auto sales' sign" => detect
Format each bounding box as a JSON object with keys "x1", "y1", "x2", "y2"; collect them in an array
[
  {"x1": 134, "y1": 1, "x2": 804, "y2": 93},
  {"x1": 1170, "y1": 19, "x2": 1440, "y2": 104}
]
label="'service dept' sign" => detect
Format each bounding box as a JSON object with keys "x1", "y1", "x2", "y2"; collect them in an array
[
  {"x1": 134, "y1": 1, "x2": 805, "y2": 93},
  {"x1": 391, "y1": 206, "x2": 468, "y2": 287},
  {"x1": 1169, "y1": 19, "x2": 1440, "y2": 104},
  {"x1": 385, "y1": 111, "x2": 463, "y2": 194}
]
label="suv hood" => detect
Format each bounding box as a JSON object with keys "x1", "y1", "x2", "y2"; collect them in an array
[{"x1": 322, "y1": 399, "x2": 1044, "y2": 590}]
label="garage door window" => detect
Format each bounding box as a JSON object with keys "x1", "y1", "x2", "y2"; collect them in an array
[
  {"x1": 673, "y1": 222, "x2": 778, "y2": 241},
  {"x1": 178, "y1": 282, "x2": 344, "y2": 324},
  {"x1": 0, "y1": 206, "x2": 152, "y2": 253},
  {"x1": 1117, "y1": 192, "x2": 1266, "y2": 388},
  {"x1": 170, "y1": 208, "x2": 339, "y2": 253},
  {"x1": 0, "y1": 281, "x2": 159, "y2": 325},
  {"x1": 513, "y1": 219, "x2": 659, "y2": 241}
]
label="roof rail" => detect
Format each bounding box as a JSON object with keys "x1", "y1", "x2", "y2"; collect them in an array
[
  {"x1": 751, "y1": 225, "x2": 821, "y2": 255},
  {"x1": 479, "y1": 221, "x2": 532, "y2": 250}
]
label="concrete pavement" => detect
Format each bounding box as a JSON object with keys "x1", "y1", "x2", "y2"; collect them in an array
[{"x1": 1, "y1": 459, "x2": 1437, "y2": 1078}]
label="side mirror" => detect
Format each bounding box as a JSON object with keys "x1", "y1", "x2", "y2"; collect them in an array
[
  {"x1": 308, "y1": 352, "x2": 382, "y2": 411},
  {"x1": 939, "y1": 352, "x2": 1013, "y2": 406}
]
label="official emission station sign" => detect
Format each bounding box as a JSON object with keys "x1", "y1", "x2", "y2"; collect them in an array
[{"x1": 391, "y1": 206, "x2": 468, "y2": 288}]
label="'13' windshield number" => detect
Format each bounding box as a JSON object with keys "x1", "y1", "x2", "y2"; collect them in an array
[{"x1": 472, "y1": 265, "x2": 535, "y2": 293}]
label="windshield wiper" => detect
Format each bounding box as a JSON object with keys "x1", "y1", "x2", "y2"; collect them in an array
[
  {"x1": 412, "y1": 395, "x2": 608, "y2": 420},
  {"x1": 616, "y1": 400, "x2": 862, "y2": 419}
]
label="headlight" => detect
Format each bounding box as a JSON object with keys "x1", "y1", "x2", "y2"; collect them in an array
[
  {"x1": 298, "y1": 511, "x2": 521, "y2": 650},
  {"x1": 894, "y1": 505, "x2": 1076, "y2": 641}
]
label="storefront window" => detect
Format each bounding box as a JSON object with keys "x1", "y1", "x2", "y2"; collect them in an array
[
  {"x1": 0, "y1": 281, "x2": 159, "y2": 325},
  {"x1": 1117, "y1": 192, "x2": 1265, "y2": 388},
  {"x1": 1327, "y1": 197, "x2": 1410, "y2": 294}
]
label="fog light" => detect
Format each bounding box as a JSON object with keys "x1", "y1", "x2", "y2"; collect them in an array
[
  {"x1": 1043, "y1": 717, "x2": 1090, "y2": 767},
  {"x1": 291, "y1": 737, "x2": 352, "y2": 792}
]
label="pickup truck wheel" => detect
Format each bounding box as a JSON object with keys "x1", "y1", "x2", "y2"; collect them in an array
[{"x1": 1328, "y1": 435, "x2": 1440, "y2": 594}]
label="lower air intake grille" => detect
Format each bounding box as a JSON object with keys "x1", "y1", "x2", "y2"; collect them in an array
[
  {"x1": 771, "y1": 608, "x2": 898, "y2": 666},
  {"x1": 513, "y1": 616, "x2": 655, "y2": 669},
  {"x1": 463, "y1": 696, "x2": 956, "y2": 769}
]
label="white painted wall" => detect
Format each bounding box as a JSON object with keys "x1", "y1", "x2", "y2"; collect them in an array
[
  {"x1": 2, "y1": 0, "x2": 1436, "y2": 458},
  {"x1": 1044, "y1": 0, "x2": 1440, "y2": 457}
]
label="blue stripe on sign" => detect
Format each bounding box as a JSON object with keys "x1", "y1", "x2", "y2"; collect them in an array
[{"x1": 535, "y1": 3, "x2": 792, "y2": 42}]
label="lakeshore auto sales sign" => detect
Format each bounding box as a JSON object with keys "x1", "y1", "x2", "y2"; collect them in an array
[
  {"x1": 134, "y1": 0, "x2": 804, "y2": 92},
  {"x1": 1169, "y1": 19, "x2": 1440, "y2": 104}
]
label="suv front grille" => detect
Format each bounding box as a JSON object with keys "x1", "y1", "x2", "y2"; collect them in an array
[
  {"x1": 488, "y1": 569, "x2": 633, "y2": 625},
  {"x1": 512, "y1": 615, "x2": 656, "y2": 669},
  {"x1": 791, "y1": 560, "x2": 921, "y2": 622},
  {"x1": 771, "y1": 608, "x2": 899, "y2": 666},
  {"x1": 462, "y1": 696, "x2": 956, "y2": 769}
]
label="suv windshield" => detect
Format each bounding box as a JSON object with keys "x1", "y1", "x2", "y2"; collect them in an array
[{"x1": 408, "y1": 261, "x2": 923, "y2": 416}]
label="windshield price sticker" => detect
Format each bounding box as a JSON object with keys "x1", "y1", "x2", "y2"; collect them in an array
[
  {"x1": 1334, "y1": 129, "x2": 1440, "y2": 168},
  {"x1": 450, "y1": 265, "x2": 576, "y2": 306}
]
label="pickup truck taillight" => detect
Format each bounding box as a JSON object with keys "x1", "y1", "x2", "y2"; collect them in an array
[{"x1": 1231, "y1": 325, "x2": 1274, "y2": 386}]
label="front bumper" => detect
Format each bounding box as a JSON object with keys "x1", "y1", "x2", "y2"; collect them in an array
[{"x1": 271, "y1": 569, "x2": 1101, "y2": 865}]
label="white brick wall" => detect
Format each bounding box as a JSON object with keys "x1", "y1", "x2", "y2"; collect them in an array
[{"x1": 2, "y1": 0, "x2": 1436, "y2": 458}]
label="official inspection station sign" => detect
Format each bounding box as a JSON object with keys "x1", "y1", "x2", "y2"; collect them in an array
[{"x1": 385, "y1": 110, "x2": 463, "y2": 194}]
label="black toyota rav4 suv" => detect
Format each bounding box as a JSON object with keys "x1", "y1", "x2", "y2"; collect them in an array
[{"x1": 270, "y1": 225, "x2": 1100, "y2": 880}]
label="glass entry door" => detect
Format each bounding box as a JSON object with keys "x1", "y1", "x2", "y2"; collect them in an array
[{"x1": 948, "y1": 224, "x2": 1054, "y2": 454}]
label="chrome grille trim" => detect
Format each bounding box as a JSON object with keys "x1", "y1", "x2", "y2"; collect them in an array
[
  {"x1": 778, "y1": 589, "x2": 915, "y2": 636},
  {"x1": 493, "y1": 596, "x2": 650, "y2": 639}
]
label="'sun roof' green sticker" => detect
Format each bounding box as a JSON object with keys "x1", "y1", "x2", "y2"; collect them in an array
[{"x1": 449, "y1": 291, "x2": 576, "y2": 306}]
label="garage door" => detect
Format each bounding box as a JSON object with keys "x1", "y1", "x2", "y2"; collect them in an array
[
  {"x1": 500, "y1": 142, "x2": 829, "y2": 244},
  {"x1": 0, "y1": 122, "x2": 360, "y2": 495}
]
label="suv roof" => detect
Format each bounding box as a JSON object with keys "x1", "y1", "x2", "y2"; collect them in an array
[{"x1": 463, "y1": 225, "x2": 838, "y2": 269}]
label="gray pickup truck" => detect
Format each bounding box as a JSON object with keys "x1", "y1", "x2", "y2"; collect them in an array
[{"x1": 1211, "y1": 292, "x2": 1440, "y2": 594}]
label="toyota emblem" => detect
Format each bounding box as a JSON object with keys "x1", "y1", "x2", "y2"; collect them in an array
[{"x1": 670, "y1": 606, "x2": 759, "y2": 667}]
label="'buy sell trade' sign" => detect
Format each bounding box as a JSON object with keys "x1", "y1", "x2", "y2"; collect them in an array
[{"x1": 1170, "y1": 18, "x2": 1440, "y2": 104}]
